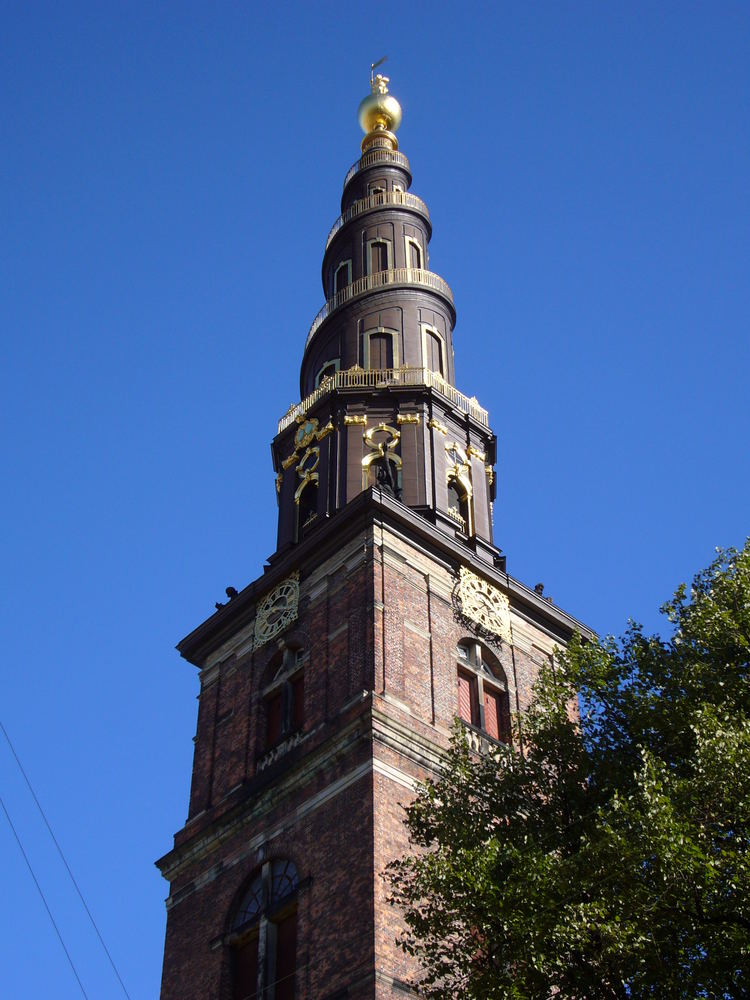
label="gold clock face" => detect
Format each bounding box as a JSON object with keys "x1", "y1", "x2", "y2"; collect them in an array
[
  {"x1": 457, "y1": 567, "x2": 511, "y2": 642},
  {"x1": 254, "y1": 573, "x2": 300, "y2": 648}
]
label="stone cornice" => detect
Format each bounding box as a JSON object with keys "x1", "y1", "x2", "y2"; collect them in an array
[{"x1": 177, "y1": 488, "x2": 593, "y2": 668}]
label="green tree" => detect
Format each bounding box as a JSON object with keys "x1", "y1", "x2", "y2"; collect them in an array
[{"x1": 388, "y1": 542, "x2": 750, "y2": 999}]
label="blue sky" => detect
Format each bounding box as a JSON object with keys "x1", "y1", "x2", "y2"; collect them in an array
[{"x1": 2, "y1": 2, "x2": 748, "y2": 996}]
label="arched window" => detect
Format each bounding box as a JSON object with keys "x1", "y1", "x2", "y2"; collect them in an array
[
  {"x1": 368, "y1": 331, "x2": 393, "y2": 369},
  {"x1": 315, "y1": 359, "x2": 340, "y2": 388},
  {"x1": 296, "y1": 481, "x2": 318, "y2": 541},
  {"x1": 456, "y1": 640, "x2": 510, "y2": 743},
  {"x1": 333, "y1": 260, "x2": 351, "y2": 295},
  {"x1": 263, "y1": 647, "x2": 304, "y2": 750},
  {"x1": 446, "y1": 480, "x2": 470, "y2": 533},
  {"x1": 294, "y1": 446, "x2": 319, "y2": 543},
  {"x1": 405, "y1": 237, "x2": 422, "y2": 270},
  {"x1": 371, "y1": 456, "x2": 401, "y2": 499},
  {"x1": 367, "y1": 238, "x2": 391, "y2": 273},
  {"x1": 231, "y1": 859, "x2": 299, "y2": 1000},
  {"x1": 423, "y1": 327, "x2": 444, "y2": 376},
  {"x1": 445, "y1": 442, "x2": 473, "y2": 535},
  {"x1": 363, "y1": 327, "x2": 399, "y2": 370}
]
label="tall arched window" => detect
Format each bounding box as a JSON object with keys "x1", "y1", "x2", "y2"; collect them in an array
[
  {"x1": 263, "y1": 646, "x2": 304, "y2": 751},
  {"x1": 447, "y1": 481, "x2": 469, "y2": 532},
  {"x1": 315, "y1": 359, "x2": 340, "y2": 387},
  {"x1": 363, "y1": 327, "x2": 399, "y2": 370},
  {"x1": 445, "y1": 442, "x2": 473, "y2": 535},
  {"x1": 368, "y1": 331, "x2": 393, "y2": 369},
  {"x1": 333, "y1": 260, "x2": 351, "y2": 295},
  {"x1": 367, "y1": 238, "x2": 391, "y2": 273},
  {"x1": 405, "y1": 237, "x2": 422, "y2": 270},
  {"x1": 423, "y1": 327, "x2": 444, "y2": 376},
  {"x1": 296, "y1": 481, "x2": 318, "y2": 541},
  {"x1": 231, "y1": 859, "x2": 299, "y2": 1000},
  {"x1": 456, "y1": 640, "x2": 511, "y2": 743}
]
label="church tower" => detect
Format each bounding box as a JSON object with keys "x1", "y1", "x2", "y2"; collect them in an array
[{"x1": 157, "y1": 71, "x2": 588, "y2": 1000}]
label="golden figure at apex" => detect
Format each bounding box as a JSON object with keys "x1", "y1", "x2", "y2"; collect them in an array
[{"x1": 358, "y1": 57, "x2": 402, "y2": 152}]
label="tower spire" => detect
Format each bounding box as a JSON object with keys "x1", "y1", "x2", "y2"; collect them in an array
[{"x1": 157, "y1": 76, "x2": 591, "y2": 1000}]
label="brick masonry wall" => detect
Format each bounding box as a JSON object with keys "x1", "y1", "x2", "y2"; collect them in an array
[{"x1": 159, "y1": 517, "x2": 581, "y2": 998}]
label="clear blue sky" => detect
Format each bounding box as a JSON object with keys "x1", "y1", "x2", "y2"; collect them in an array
[{"x1": 2, "y1": 2, "x2": 748, "y2": 996}]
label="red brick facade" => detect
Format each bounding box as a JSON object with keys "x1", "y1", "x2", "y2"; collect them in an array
[{"x1": 157, "y1": 495, "x2": 586, "y2": 998}]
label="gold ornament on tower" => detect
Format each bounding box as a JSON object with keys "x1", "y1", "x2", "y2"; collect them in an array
[{"x1": 358, "y1": 57, "x2": 402, "y2": 153}]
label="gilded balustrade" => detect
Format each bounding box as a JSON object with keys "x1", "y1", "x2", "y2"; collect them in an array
[
  {"x1": 306, "y1": 268, "x2": 453, "y2": 348},
  {"x1": 325, "y1": 190, "x2": 429, "y2": 249},
  {"x1": 343, "y1": 148, "x2": 411, "y2": 188},
  {"x1": 278, "y1": 366, "x2": 489, "y2": 433}
]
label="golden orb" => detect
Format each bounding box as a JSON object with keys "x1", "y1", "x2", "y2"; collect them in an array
[{"x1": 358, "y1": 91, "x2": 402, "y2": 135}]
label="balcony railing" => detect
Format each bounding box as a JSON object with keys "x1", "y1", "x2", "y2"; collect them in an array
[
  {"x1": 277, "y1": 365, "x2": 489, "y2": 433},
  {"x1": 326, "y1": 190, "x2": 429, "y2": 249},
  {"x1": 463, "y1": 722, "x2": 509, "y2": 757},
  {"x1": 343, "y1": 148, "x2": 411, "y2": 189},
  {"x1": 306, "y1": 268, "x2": 454, "y2": 347}
]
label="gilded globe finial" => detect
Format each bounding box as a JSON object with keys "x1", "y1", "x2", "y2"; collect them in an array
[{"x1": 358, "y1": 57, "x2": 402, "y2": 152}]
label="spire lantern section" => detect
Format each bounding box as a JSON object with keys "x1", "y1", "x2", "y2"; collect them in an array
[{"x1": 271, "y1": 76, "x2": 501, "y2": 568}]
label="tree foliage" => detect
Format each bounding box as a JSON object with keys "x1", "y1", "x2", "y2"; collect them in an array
[{"x1": 388, "y1": 542, "x2": 750, "y2": 999}]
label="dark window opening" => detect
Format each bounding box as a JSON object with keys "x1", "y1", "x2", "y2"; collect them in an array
[
  {"x1": 297, "y1": 483, "x2": 318, "y2": 541},
  {"x1": 232, "y1": 932, "x2": 259, "y2": 1000},
  {"x1": 369, "y1": 240, "x2": 389, "y2": 273},
  {"x1": 266, "y1": 691, "x2": 283, "y2": 747},
  {"x1": 334, "y1": 261, "x2": 350, "y2": 294},
  {"x1": 291, "y1": 675, "x2": 304, "y2": 731},
  {"x1": 372, "y1": 457, "x2": 401, "y2": 499},
  {"x1": 316, "y1": 361, "x2": 338, "y2": 387},
  {"x1": 447, "y1": 481, "x2": 469, "y2": 532},
  {"x1": 425, "y1": 330, "x2": 443, "y2": 375},
  {"x1": 264, "y1": 649, "x2": 305, "y2": 750},
  {"x1": 272, "y1": 910, "x2": 297, "y2": 1000},
  {"x1": 408, "y1": 241, "x2": 422, "y2": 269},
  {"x1": 232, "y1": 860, "x2": 299, "y2": 1000}
]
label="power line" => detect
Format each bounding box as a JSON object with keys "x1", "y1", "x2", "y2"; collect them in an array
[
  {"x1": 0, "y1": 793, "x2": 89, "y2": 998},
  {"x1": 1, "y1": 720, "x2": 132, "y2": 999}
]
